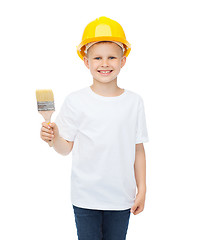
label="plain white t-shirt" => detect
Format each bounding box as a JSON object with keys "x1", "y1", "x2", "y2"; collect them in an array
[{"x1": 55, "y1": 86, "x2": 149, "y2": 210}]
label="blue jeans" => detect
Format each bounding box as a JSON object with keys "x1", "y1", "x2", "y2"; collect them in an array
[{"x1": 72, "y1": 205, "x2": 131, "y2": 240}]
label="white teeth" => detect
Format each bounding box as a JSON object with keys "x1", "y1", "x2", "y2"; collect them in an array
[{"x1": 99, "y1": 71, "x2": 111, "y2": 73}]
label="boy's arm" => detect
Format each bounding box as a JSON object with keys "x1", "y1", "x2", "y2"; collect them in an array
[
  {"x1": 49, "y1": 136, "x2": 74, "y2": 156},
  {"x1": 41, "y1": 122, "x2": 73, "y2": 156},
  {"x1": 134, "y1": 143, "x2": 146, "y2": 195},
  {"x1": 131, "y1": 143, "x2": 147, "y2": 214}
]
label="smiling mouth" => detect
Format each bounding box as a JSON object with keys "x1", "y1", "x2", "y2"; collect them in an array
[{"x1": 97, "y1": 70, "x2": 113, "y2": 75}]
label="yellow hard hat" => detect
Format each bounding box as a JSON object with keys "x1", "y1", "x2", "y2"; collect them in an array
[{"x1": 77, "y1": 16, "x2": 131, "y2": 60}]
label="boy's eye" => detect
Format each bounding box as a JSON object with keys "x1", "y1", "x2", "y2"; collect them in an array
[{"x1": 93, "y1": 57, "x2": 116, "y2": 60}]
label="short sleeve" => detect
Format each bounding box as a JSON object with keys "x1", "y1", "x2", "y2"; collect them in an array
[
  {"x1": 135, "y1": 97, "x2": 149, "y2": 144},
  {"x1": 54, "y1": 96, "x2": 78, "y2": 141}
]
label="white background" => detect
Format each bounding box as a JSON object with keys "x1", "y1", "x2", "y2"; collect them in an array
[{"x1": 0, "y1": 0, "x2": 199, "y2": 239}]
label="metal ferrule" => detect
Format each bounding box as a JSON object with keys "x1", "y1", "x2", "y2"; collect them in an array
[{"x1": 37, "y1": 101, "x2": 55, "y2": 111}]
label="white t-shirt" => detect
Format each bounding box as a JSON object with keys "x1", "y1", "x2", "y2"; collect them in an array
[{"x1": 55, "y1": 86, "x2": 149, "y2": 210}]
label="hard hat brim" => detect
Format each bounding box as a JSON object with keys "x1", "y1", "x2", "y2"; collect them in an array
[{"x1": 77, "y1": 36, "x2": 131, "y2": 60}]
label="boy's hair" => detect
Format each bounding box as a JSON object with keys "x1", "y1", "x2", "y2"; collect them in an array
[{"x1": 85, "y1": 41, "x2": 124, "y2": 58}]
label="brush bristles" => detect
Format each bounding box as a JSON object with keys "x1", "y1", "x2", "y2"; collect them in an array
[{"x1": 36, "y1": 89, "x2": 54, "y2": 102}]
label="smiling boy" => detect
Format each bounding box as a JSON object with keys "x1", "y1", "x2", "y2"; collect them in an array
[
  {"x1": 83, "y1": 41, "x2": 126, "y2": 97},
  {"x1": 40, "y1": 16, "x2": 149, "y2": 240}
]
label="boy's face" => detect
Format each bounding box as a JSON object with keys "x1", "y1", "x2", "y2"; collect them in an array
[{"x1": 83, "y1": 42, "x2": 126, "y2": 84}]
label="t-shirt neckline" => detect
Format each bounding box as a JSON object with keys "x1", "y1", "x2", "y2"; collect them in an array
[{"x1": 87, "y1": 86, "x2": 128, "y2": 101}]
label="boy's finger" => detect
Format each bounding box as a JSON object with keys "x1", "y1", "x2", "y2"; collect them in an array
[
  {"x1": 49, "y1": 122, "x2": 55, "y2": 127},
  {"x1": 133, "y1": 206, "x2": 142, "y2": 215},
  {"x1": 131, "y1": 204, "x2": 137, "y2": 211},
  {"x1": 42, "y1": 122, "x2": 51, "y2": 129},
  {"x1": 42, "y1": 131, "x2": 54, "y2": 139},
  {"x1": 41, "y1": 126, "x2": 51, "y2": 132},
  {"x1": 41, "y1": 126, "x2": 53, "y2": 133}
]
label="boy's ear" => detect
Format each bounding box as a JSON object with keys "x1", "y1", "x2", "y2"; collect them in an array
[
  {"x1": 83, "y1": 56, "x2": 89, "y2": 69},
  {"x1": 121, "y1": 56, "x2": 126, "y2": 68}
]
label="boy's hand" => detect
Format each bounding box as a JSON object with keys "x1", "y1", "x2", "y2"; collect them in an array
[
  {"x1": 40, "y1": 122, "x2": 59, "y2": 145},
  {"x1": 130, "y1": 192, "x2": 146, "y2": 215}
]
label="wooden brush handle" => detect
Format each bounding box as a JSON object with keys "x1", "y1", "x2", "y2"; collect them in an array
[
  {"x1": 39, "y1": 110, "x2": 55, "y2": 146},
  {"x1": 39, "y1": 110, "x2": 54, "y2": 123}
]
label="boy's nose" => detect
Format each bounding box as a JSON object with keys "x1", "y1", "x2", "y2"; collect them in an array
[{"x1": 101, "y1": 59, "x2": 109, "y2": 67}]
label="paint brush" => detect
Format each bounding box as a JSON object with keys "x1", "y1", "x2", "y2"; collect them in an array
[
  {"x1": 36, "y1": 88, "x2": 55, "y2": 125},
  {"x1": 36, "y1": 89, "x2": 55, "y2": 146}
]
